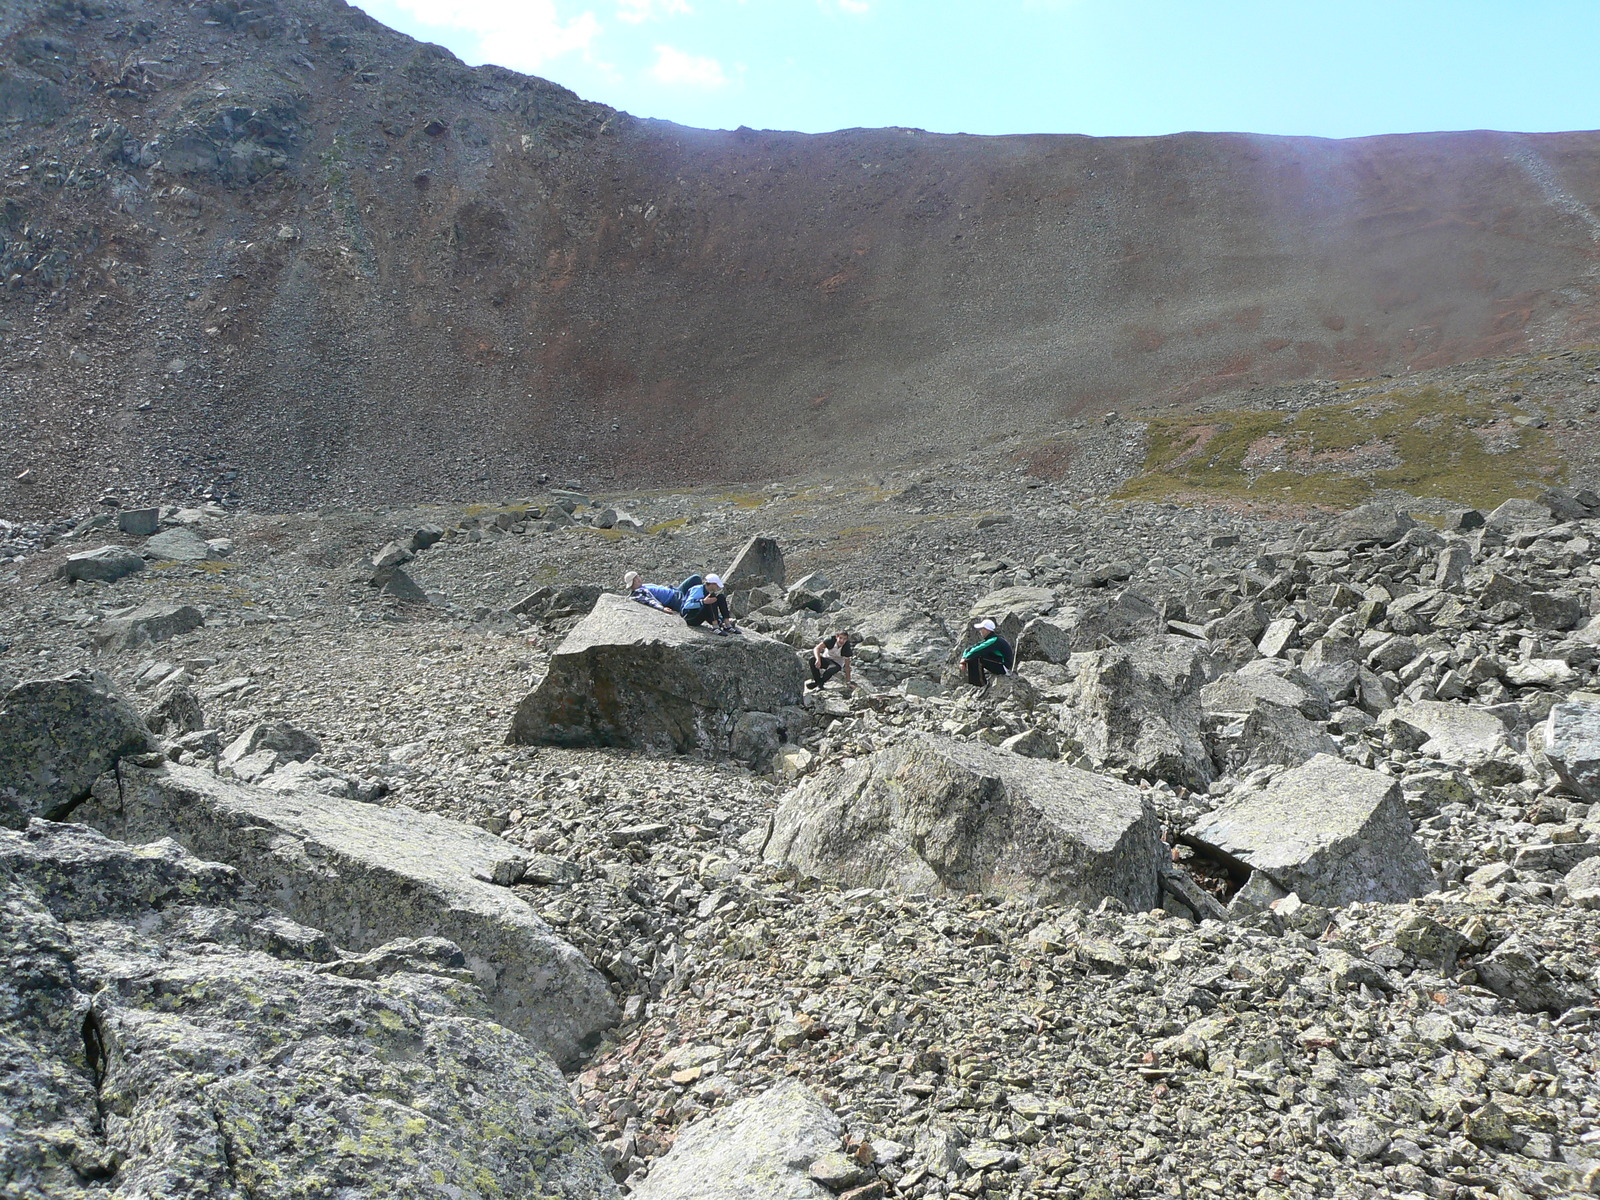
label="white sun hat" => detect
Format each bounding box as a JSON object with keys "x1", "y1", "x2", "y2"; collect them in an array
[
  {"x1": 705, "y1": 574, "x2": 723, "y2": 586},
  {"x1": 974, "y1": 619, "x2": 996, "y2": 632}
]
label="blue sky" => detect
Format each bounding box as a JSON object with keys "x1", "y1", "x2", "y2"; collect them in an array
[{"x1": 352, "y1": 0, "x2": 1600, "y2": 139}]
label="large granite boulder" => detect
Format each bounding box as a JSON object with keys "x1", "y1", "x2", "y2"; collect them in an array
[
  {"x1": 95, "y1": 601, "x2": 204, "y2": 650},
  {"x1": 1016, "y1": 590, "x2": 1163, "y2": 663},
  {"x1": 765, "y1": 733, "x2": 1162, "y2": 910},
  {"x1": 0, "y1": 820, "x2": 617, "y2": 1198},
  {"x1": 1064, "y1": 635, "x2": 1217, "y2": 789},
  {"x1": 0, "y1": 670, "x2": 156, "y2": 829},
  {"x1": 56, "y1": 544, "x2": 145, "y2": 583},
  {"x1": 1383, "y1": 700, "x2": 1511, "y2": 766},
  {"x1": 508, "y1": 594, "x2": 805, "y2": 766},
  {"x1": 79, "y1": 763, "x2": 617, "y2": 1066},
  {"x1": 968, "y1": 585, "x2": 1057, "y2": 626},
  {"x1": 631, "y1": 1081, "x2": 842, "y2": 1200},
  {"x1": 723, "y1": 534, "x2": 786, "y2": 590},
  {"x1": 1189, "y1": 754, "x2": 1435, "y2": 909},
  {"x1": 1543, "y1": 701, "x2": 1600, "y2": 801},
  {"x1": 1315, "y1": 503, "x2": 1416, "y2": 550},
  {"x1": 142, "y1": 526, "x2": 216, "y2": 562}
]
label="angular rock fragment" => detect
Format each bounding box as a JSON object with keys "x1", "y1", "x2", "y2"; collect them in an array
[
  {"x1": 94, "y1": 601, "x2": 204, "y2": 650},
  {"x1": 142, "y1": 526, "x2": 215, "y2": 562},
  {"x1": 631, "y1": 1081, "x2": 842, "y2": 1200},
  {"x1": 0, "y1": 670, "x2": 156, "y2": 828},
  {"x1": 765, "y1": 733, "x2": 1162, "y2": 910},
  {"x1": 509, "y1": 594, "x2": 804, "y2": 766},
  {"x1": 221, "y1": 719, "x2": 321, "y2": 767},
  {"x1": 1188, "y1": 754, "x2": 1435, "y2": 908},
  {"x1": 79, "y1": 764, "x2": 617, "y2": 1065},
  {"x1": 56, "y1": 544, "x2": 145, "y2": 583},
  {"x1": 1064, "y1": 635, "x2": 1216, "y2": 788},
  {"x1": 1316, "y1": 503, "x2": 1416, "y2": 549},
  {"x1": 1543, "y1": 701, "x2": 1600, "y2": 801},
  {"x1": 1383, "y1": 700, "x2": 1511, "y2": 766},
  {"x1": 723, "y1": 534, "x2": 786, "y2": 590}
]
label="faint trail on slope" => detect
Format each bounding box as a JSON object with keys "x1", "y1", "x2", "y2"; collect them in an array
[{"x1": 1511, "y1": 137, "x2": 1600, "y2": 247}]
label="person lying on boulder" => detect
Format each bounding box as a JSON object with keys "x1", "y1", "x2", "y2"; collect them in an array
[
  {"x1": 683, "y1": 574, "x2": 739, "y2": 634},
  {"x1": 962, "y1": 619, "x2": 1012, "y2": 688},
  {"x1": 807, "y1": 631, "x2": 854, "y2": 690},
  {"x1": 624, "y1": 571, "x2": 686, "y2": 613}
]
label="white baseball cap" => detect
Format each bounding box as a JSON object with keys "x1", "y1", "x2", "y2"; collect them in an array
[
  {"x1": 705, "y1": 574, "x2": 723, "y2": 586},
  {"x1": 974, "y1": 619, "x2": 996, "y2": 632}
]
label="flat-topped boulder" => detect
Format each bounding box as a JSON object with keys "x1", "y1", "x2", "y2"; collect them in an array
[
  {"x1": 1189, "y1": 754, "x2": 1435, "y2": 910},
  {"x1": 94, "y1": 601, "x2": 204, "y2": 650},
  {"x1": 0, "y1": 670, "x2": 156, "y2": 829},
  {"x1": 56, "y1": 544, "x2": 145, "y2": 584},
  {"x1": 509, "y1": 594, "x2": 805, "y2": 766},
  {"x1": 1544, "y1": 701, "x2": 1600, "y2": 801},
  {"x1": 142, "y1": 526, "x2": 216, "y2": 562},
  {"x1": 1383, "y1": 700, "x2": 1511, "y2": 765},
  {"x1": 631, "y1": 1081, "x2": 843, "y2": 1200},
  {"x1": 79, "y1": 763, "x2": 617, "y2": 1066},
  {"x1": 765, "y1": 732, "x2": 1162, "y2": 910}
]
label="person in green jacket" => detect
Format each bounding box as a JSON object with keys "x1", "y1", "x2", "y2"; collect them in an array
[{"x1": 962, "y1": 619, "x2": 1013, "y2": 688}]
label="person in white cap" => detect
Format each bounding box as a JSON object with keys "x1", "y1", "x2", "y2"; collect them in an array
[
  {"x1": 682, "y1": 574, "x2": 739, "y2": 634},
  {"x1": 624, "y1": 570, "x2": 687, "y2": 613},
  {"x1": 961, "y1": 618, "x2": 1012, "y2": 688}
]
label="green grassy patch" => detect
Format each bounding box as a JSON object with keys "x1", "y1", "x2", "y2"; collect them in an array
[
  {"x1": 1114, "y1": 385, "x2": 1563, "y2": 510},
  {"x1": 646, "y1": 517, "x2": 690, "y2": 535},
  {"x1": 716, "y1": 491, "x2": 768, "y2": 510}
]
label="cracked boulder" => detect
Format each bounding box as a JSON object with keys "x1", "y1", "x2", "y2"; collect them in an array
[
  {"x1": 1543, "y1": 701, "x2": 1600, "y2": 801},
  {"x1": 79, "y1": 763, "x2": 617, "y2": 1066},
  {"x1": 1188, "y1": 754, "x2": 1435, "y2": 910},
  {"x1": 0, "y1": 820, "x2": 618, "y2": 1199},
  {"x1": 765, "y1": 733, "x2": 1162, "y2": 910},
  {"x1": 509, "y1": 594, "x2": 805, "y2": 766},
  {"x1": 1063, "y1": 635, "x2": 1216, "y2": 789},
  {"x1": 0, "y1": 670, "x2": 156, "y2": 829}
]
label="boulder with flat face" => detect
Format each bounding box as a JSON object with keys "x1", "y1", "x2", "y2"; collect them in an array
[
  {"x1": 631, "y1": 1081, "x2": 842, "y2": 1200},
  {"x1": 508, "y1": 594, "x2": 805, "y2": 766},
  {"x1": 142, "y1": 526, "x2": 216, "y2": 562},
  {"x1": 1315, "y1": 503, "x2": 1416, "y2": 550},
  {"x1": 78, "y1": 763, "x2": 617, "y2": 1067},
  {"x1": 94, "y1": 601, "x2": 204, "y2": 651},
  {"x1": 56, "y1": 544, "x2": 145, "y2": 583},
  {"x1": 765, "y1": 733, "x2": 1162, "y2": 911},
  {"x1": 0, "y1": 820, "x2": 618, "y2": 1199},
  {"x1": 1188, "y1": 753, "x2": 1435, "y2": 909},
  {"x1": 0, "y1": 670, "x2": 156, "y2": 829},
  {"x1": 1064, "y1": 635, "x2": 1217, "y2": 789},
  {"x1": 1383, "y1": 700, "x2": 1511, "y2": 766},
  {"x1": 722, "y1": 534, "x2": 786, "y2": 591},
  {"x1": 1544, "y1": 701, "x2": 1600, "y2": 801}
]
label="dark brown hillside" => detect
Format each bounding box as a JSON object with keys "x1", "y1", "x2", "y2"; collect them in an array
[{"x1": 2, "y1": 0, "x2": 1599, "y2": 516}]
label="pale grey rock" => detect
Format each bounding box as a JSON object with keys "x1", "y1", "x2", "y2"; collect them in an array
[
  {"x1": 1316, "y1": 503, "x2": 1416, "y2": 549},
  {"x1": 1565, "y1": 857, "x2": 1600, "y2": 909},
  {"x1": 1544, "y1": 701, "x2": 1600, "y2": 801},
  {"x1": 765, "y1": 733, "x2": 1162, "y2": 910},
  {"x1": 0, "y1": 670, "x2": 156, "y2": 829},
  {"x1": 509, "y1": 595, "x2": 805, "y2": 766},
  {"x1": 56, "y1": 544, "x2": 145, "y2": 584},
  {"x1": 1064, "y1": 635, "x2": 1216, "y2": 789},
  {"x1": 142, "y1": 526, "x2": 215, "y2": 562},
  {"x1": 0, "y1": 820, "x2": 617, "y2": 1199},
  {"x1": 631, "y1": 1080, "x2": 841, "y2": 1200},
  {"x1": 95, "y1": 601, "x2": 204, "y2": 650},
  {"x1": 1474, "y1": 933, "x2": 1588, "y2": 1013},
  {"x1": 79, "y1": 763, "x2": 618, "y2": 1066},
  {"x1": 1235, "y1": 702, "x2": 1340, "y2": 770},
  {"x1": 968, "y1": 585, "x2": 1056, "y2": 625},
  {"x1": 1504, "y1": 658, "x2": 1576, "y2": 688},
  {"x1": 723, "y1": 535, "x2": 786, "y2": 590},
  {"x1": 221, "y1": 719, "x2": 321, "y2": 767},
  {"x1": 1189, "y1": 754, "x2": 1435, "y2": 908},
  {"x1": 1485, "y1": 497, "x2": 1556, "y2": 535},
  {"x1": 1385, "y1": 700, "x2": 1511, "y2": 765}
]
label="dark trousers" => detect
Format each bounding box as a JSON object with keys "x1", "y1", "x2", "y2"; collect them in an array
[
  {"x1": 809, "y1": 659, "x2": 842, "y2": 687},
  {"x1": 685, "y1": 595, "x2": 730, "y2": 626},
  {"x1": 966, "y1": 656, "x2": 1007, "y2": 686}
]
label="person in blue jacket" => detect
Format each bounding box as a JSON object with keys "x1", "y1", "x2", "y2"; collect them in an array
[
  {"x1": 961, "y1": 618, "x2": 1012, "y2": 688},
  {"x1": 624, "y1": 571, "x2": 687, "y2": 613},
  {"x1": 682, "y1": 574, "x2": 739, "y2": 635}
]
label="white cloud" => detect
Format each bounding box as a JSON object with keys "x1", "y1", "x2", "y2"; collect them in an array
[
  {"x1": 649, "y1": 44, "x2": 727, "y2": 87},
  {"x1": 379, "y1": 0, "x2": 603, "y2": 71},
  {"x1": 618, "y1": 0, "x2": 691, "y2": 24}
]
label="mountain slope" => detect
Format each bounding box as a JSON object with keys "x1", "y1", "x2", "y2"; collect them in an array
[{"x1": 2, "y1": 0, "x2": 1599, "y2": 515}]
